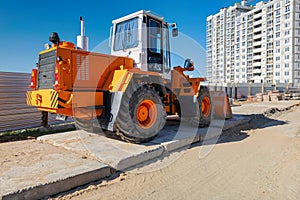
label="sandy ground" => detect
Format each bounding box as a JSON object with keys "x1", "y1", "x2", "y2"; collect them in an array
[
  {"x1": 53, "y1": 106, "x2": 300, "y2": 200},
  {"x1": 0, "y1": 140, "x2": 68, "y2": 172}
]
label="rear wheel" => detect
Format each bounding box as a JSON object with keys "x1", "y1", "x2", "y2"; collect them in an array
[
  {"x1": 190, "y1": 87, "x2": 212, "y2": 127},
  {"x1": 115, "y1": 85, "x2": 166, "y2": 143}
]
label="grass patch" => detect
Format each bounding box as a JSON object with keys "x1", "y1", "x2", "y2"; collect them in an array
[{"x1": 0, "y1": 123, "x2": 75, "y2": 143}]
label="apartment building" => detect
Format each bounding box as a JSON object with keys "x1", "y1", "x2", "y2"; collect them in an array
[{"x1": 207, "y1": 0, "x2": 300, "y2": 87}]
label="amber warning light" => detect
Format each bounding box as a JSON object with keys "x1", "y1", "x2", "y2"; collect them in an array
[{"x1": 30, "y1": 69, "x2": 38, "y2": 90}]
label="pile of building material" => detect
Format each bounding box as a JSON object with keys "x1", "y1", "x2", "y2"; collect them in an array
[
  {"x1": 248, "y1": 91, "x2": 284, "y2": 102},
  {"x1": 247, "y1": 90, "x2": 300, "y2": 102},
  {"x1": 283, "y1": 90, "x2": 300, "y2": 100}
]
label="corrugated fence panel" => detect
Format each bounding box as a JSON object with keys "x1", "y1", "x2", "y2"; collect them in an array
[
  {"x1": 0, "y1": 72, "x2": 43, "y2": 132},
  {"x1": 0, "y1": 71, "x2": 69, "y2": 132}
]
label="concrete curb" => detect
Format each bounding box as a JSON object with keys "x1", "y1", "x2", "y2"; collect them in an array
[{"x1": 2, "y1": 166, "x2": 111, "y2": 200}]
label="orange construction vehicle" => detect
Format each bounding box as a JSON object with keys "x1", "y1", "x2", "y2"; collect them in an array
[{"x1": 27, "y1": 10, "x2": 231, "y2": 143}]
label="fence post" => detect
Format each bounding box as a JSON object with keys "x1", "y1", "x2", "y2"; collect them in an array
[
  {"x1": 248, "y1": 82, "x2": 251, "y2": 97},
  {"x1": 234, "y1": 83, "x2": 238, "y2": 99}
]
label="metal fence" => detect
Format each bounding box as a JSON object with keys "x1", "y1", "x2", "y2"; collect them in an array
[
  {"x1": 208, "y1": 82, "x2": 298, "y2": 99},
  {"x1": 0, "y1": 72, "x2": 42, "y2": 132},
  {"x1": 0, "y1": 72, "x2": 68, "y2": 132}
]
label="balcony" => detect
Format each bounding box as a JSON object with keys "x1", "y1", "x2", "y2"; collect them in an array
[
  {"x1": 253, "y1": 47, "x2": 262, "y2": 53},
  {"x1": 253, "y1": 62, "x2": 261, "y2": 67},
  {"x1": 253, "y1": 33, "x2": 262, "y2": 40},
  {"x1": 254, "y1": 9, "x2": 262, "y2": 14},
  {"x1": 253, "y1": 41, "x2": 262, "y2": 46},
  {"x1": 253, "y1": 27, "x2": 262, "y2": 33},
  {"x1": 252, "y1": 75, "x2": 263, "y2": 83},
  {"x1": 253, "y1": 19, "x2": 262, "y2": 27},
  {"x1": 253, "y1": 69, "x2": 262, "y2": 74},
  {"x1": 253, "y1": 55, "x2": 262, "y2": 60}
]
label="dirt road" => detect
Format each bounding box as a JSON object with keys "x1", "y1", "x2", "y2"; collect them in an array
[{"x1": 54, "y1": 106, "x2": 300, "y2": 200}]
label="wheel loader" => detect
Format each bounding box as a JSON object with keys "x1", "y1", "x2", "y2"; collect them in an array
[{"x1": 26, "y1": 10, "x2": 232, "y2": 143}]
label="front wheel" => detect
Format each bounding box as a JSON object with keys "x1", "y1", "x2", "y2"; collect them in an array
[
  {"x1": 190, "y1": 87, "x2": 213, "y2": 127},
  {"x1": 115, "y1": 85, "x2": 166, "y2": 143}
]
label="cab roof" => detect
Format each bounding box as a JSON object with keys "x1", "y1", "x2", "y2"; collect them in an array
[{"x1": 112, "y1": 10, "x2": 165, "y2": 24}]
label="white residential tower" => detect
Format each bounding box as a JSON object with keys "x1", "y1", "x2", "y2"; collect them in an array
[{"x1": 206, "y1": 0, "x2": 300, "y2": 87}]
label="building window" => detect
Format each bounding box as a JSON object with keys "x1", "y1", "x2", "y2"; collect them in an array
[
  {"x1": 276, "y1": 57, "x2": 280, "y2": 61},
  {"x1": 285, "y1": 13, "x2": 290, "y2": 19},
  {"x1": 268, "y1": 5, "x2": 274, "y2": 11},
  {"x1": 285, "y1": 71, "x2": 290, "y2": 76},
  {"x1": 276, "y1": 72, "x2": 280, "y2": 76},
  {"x1": 276, "y1": 32, "x2": 280, "y2": 38},
  {"x1": 276, "y1": 64, "x2": 280, "y2": 68},
  {"x1": 276, "y1": 17, "x2": 280, "y2": 23},
  {"x1": 276, "y1": 9, "x2": 281, "y2": 16},
  {"x1": 267, "y1": 20, "x2": 273, "y2": 26},
  {"x1": 276, "y1": 41, "x2": 280, "y2": 46},
  {"x1": 267, "y1": 34, "x2": 274, "y2": 39},
  {"x1": 285, "y1": 30, "x2": 290, "y2": 36},
  {"x1": 276, "y1": 2, "x2": 280, "y2": 8},
  {"x1": 268, "y1": 12, "x2": 273, "y2": 18},
  {"x1": 285, "y1": 38, "x2": 290, "y2": 44},
  {"x1": 285, "y1": 47, "x2": 290, "y2": 52},
  {"x1": 276, "y1": 24, "x2": 280, "y2": 31},
  {"x1": 285, "y1": 22, "x2": 290, "y2": 28},
  {"x1": 285, "y1": 6, "x2": 290, "y2": 13},
  {"x1": 285, "y1": 55, "x2": 290, "y2": 60}
]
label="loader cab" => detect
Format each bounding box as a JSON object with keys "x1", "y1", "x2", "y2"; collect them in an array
[{"x1": 110, "y1": 10, "x2": 176, "y2": 79}]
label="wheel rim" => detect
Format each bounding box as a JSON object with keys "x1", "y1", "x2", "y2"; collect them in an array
[
  {"x1": 201, "y1": 96, "x2": 211, "y2": 117},
  {"x1": 136, "y1": 100, "x2": 157, "y2": 128}
]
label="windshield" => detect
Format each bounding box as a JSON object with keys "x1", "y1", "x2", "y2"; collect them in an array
[{"x1": 114, "y1": 17, "x2": 139, "y2": 51}]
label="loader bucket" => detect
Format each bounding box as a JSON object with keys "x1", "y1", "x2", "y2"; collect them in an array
[{"x1": 210, "y1": 91, "x2": 232, "y2": 119}]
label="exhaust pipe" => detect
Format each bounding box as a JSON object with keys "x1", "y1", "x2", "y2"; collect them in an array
[{"x1": 77, "y1": 16, "x2": 89, "y2": 51}]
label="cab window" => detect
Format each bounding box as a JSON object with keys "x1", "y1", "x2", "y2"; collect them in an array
[
  {"x1": 149, "y1": 19, "x2": 161, "y2": 53},
  {"x1": 114, "y1": 17, "x2": 139, "y2": 51}
]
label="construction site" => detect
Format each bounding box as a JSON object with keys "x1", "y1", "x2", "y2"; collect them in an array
[{"x1": 1, "y1": 8, "x2": 300, "y2": 200}]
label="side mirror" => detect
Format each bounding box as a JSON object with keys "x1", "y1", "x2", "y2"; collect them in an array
[
  {"x1": 184, "y1": 58, "x2": 194, "y2": 69},
  {"x1": 172, "y1": 28, "x2": 178, "y2": 37},
  {"x1": 183, "y1": 58, "x2": 194, "y2": 71}
]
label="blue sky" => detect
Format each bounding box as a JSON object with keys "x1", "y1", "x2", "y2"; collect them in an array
[{"x1": 0, "y1": 0, "x2": 261, "y2": 73}]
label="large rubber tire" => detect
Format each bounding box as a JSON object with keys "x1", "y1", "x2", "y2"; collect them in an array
[
  {"x1": 190, "y1": 87, "x2": 212, "y2": 127},
  {"x1": 115, "y1": 85, "x2": 166, "y2": 143}
]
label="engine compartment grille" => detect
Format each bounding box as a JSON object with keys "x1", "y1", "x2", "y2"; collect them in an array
[{"x1": 37, "y1": 50, "x2": 56, "y2": 89}]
